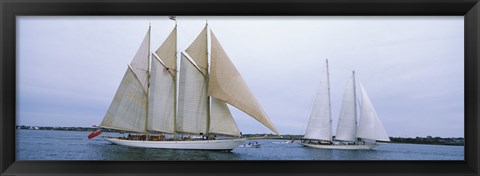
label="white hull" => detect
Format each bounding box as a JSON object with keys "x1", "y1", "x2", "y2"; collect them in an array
[
  {"x1": 102, "y1": 137, "x2": 246, "y2": 151},
  {"x1": 300, "y1": 142, "x2": 377, "y2": 150}
]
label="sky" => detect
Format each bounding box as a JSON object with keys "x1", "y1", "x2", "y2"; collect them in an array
[{"x1": 17, "y1": 16, "x2": 464, "y2": 138}]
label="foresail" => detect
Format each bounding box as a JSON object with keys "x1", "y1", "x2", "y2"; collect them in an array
[
  {"x1": 148, "y1": 55, "x2": 176, "y2": 133},
  {"x1": 100, "y1": 66, "x2": 147, "y2": 133},
  {"x1": 177, "y1": 53, "x2": 208, "y2": 134},
  {"x1": 185, "y1": 25, "x2": 208, "y2": 75},
  {"x1": 155, "y1": 26, "x2": 177, "y2": 77},
  {"x1": 304, "y1": 60, "x2": 332, "y2": 141},
  {"x1": 129, "y1": 29, "x2": 150, "y2": 92},
  {"x1": 335, "y1": 73, "x2": 357, "y2": 142},
  {"x1": 209, "y1": 98, "x2": 241, "y2": 137},
  {"x1": 208, "y1": 31, "x2": 279, "y2": 135},
  {"x1": 356, "y1": 82, "x2": 390, "y2": 142}
]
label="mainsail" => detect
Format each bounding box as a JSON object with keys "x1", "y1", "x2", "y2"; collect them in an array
[
  {"x1": 335, "y1": 71, "x2": 357, "y2": 142},
  {"x1": 148, "y1": 27, "x2": 177, "y2": 133},
  {"x1": 177, "y1": 53, "x2": 209, "y2": 134},
  {"x1": 304, "y1": 60, "x2": 332, "y2": 141}
]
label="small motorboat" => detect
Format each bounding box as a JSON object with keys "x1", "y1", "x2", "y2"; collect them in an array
[{"x1": 240, "y1": 142, "x2": 261, "y2": 148}]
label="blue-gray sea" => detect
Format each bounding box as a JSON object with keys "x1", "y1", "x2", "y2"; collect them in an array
[{"x1": 16, "y1": 130, "x2": 464, "y2": 160}]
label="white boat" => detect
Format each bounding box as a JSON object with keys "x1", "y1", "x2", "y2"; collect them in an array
[
  {"x1": 301, "y1": 60, "x2": 390, "y2": 150},
  {"x1": 97, "y1": 18, "x2": 278, "y2": 151},
  {"x1": 239, "y1": 142, "x2": 261, "y2": 148},
  {"x1": 102, "y1": 136, "x2": 246, "y2": 150}
]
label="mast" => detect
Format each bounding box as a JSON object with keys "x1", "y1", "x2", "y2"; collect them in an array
[
  {"x1": 205, "y1": 22, "x2": 211, "y2": 135},
  {"x1": 145, "y1": 24, "x2": 151, "y2": 138},
  {"x1": 334, "y1": 68, "x2": 358, "y2": 142},
  {"x1": 173, "y1": 24, "x2": 178, "y2": 138},
  {"x1": 352, "y1": 70, "x2": 358, "y2": 141},
  {"x1": 167, "y1": 16, "x2": 178, "y2": 138},
  {"x1": 326, "y1": 59, "x2": 332, "y2": 141}
]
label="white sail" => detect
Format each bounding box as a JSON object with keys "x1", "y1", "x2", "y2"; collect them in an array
[
  {"x1": 304, "y1": 60, "x2": 332, "y2": 141},
  {"x1": 100, "y1": 66, "x2": 147, "y2": 133},
  {"x1": 208, "y1": 31, "x2": 279, "y2": 135},
  {"x1": 209, "y1": 97, "x2": 241, "y2": 137},
  {"x1": 155, "y1": 26, "x2": 177, "y2": 77},
  {"x1": 99, "y1": 23, "x2": 273, "y2": 150},
  {"x1": 177, "y1": 53, "x2": 208, "y2": 134},
  {"x1": 148, "y1": 55, "x2": 176, "y2": 133},
  {"x1": 185, "y1": 25, "x2": 208, "y2": 76},
  {"x1": 129, "y1": 29, "x2": 150, "y2": 92},
  {"x1": 147, "y1": 27, "x2": 177, "y2": 133},
  {"x1": 356, "y1": 82, "x2": 390, "y2": 142},
  {"x1": 335, "y1": 72, "x2": 357, "y2": 142}
]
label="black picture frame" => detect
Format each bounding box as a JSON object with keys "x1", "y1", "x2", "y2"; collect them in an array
[{"x1": 1, "y1": 0, "x2": 478, "y2": 176}]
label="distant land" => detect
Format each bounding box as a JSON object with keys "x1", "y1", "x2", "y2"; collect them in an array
[{"x1": 16, "y1": 125, "x2": 464, "y2": 146}]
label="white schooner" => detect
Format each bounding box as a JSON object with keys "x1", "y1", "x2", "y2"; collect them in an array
[
  {"x1": 301, "y1": 60, "x2": 390, "y2": 150},
  {"x1": 98, "y1": 20, "x2": 278, "y2": 151}
]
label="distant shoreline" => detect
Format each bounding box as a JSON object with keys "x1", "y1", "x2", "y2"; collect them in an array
[{"x1": 16, "y1": 125, "x2": 464, "y2": 146}]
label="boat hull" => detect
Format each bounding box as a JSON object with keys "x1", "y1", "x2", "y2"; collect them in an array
[
  {"x1": 102, "y1": 137, "x2": 246, "y2": 151},
  {"x1": 300, "y1": 142, "x2": 377, "y2": 150}
]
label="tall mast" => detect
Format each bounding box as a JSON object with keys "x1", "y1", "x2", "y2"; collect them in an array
[
  {"x1": 145, "y1": 24, "x2": 151, "y2": 138},
  {"x1": 352, "y1": 70, "x2": 358, "y2": 141},
  {"x1": 326, "y1": 59, "x2": 332, "y2": 141},
  {"x1": 205, "y1": 22, "x2": 211, "y2": 135},
  {"x1": 173, "y1": 24, "x2": 178, "y2": 138},
  {"x1": 165, "y1": 17, "x2": 178, "y2": 138}
]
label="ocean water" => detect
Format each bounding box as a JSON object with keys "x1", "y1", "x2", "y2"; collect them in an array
[{"x1": 16, "y1": 130, "x2": 464, "y2": 160}]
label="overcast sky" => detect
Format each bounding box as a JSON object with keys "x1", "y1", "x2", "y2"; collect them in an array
[{"x1": 17, "y1": 16, "x2": 464, "y2": 137}]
